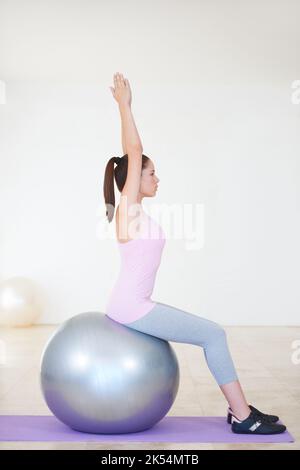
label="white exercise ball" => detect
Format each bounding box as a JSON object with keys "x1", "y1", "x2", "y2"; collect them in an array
[{"x1": 0, "y1": 277, "x2": 43, "y2": 327}]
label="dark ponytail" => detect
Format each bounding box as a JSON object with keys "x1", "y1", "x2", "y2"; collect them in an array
[{"x1": 103, "y1": 153, "x2": 150, "y2": 223}]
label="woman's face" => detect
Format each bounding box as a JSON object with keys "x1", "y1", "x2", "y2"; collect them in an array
[{"x1": 140, "y1": 160, "x2": 160, "y2": 197}]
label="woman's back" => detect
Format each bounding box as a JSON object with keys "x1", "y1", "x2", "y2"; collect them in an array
[
  {"x1": 105, "y1": 210, "x2": 166, "y2": 324},
  {"x1": 115, "y1": 204, "x2": 144, "y2": 243}
]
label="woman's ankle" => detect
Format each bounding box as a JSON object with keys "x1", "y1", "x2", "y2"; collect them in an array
[{"x1": 230, "y1": 405, "x2": 251, "y2": 421}]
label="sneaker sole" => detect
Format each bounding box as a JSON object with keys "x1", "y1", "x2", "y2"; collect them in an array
[{"x1": 232, "y1": 427, "x2": 286, "y2": 435}]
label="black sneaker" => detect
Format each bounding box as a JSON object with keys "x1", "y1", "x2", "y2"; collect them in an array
[
  {"x1": 231, "y1": 409, "x2": 286, "y2": 435},
  {"x1": 227, "y1": 404, "x2": 279, "y2": 424}
]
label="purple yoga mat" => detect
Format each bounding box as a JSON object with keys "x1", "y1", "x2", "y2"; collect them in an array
[{"x1": 0, "y1": 415, "x2": 294, "y2": 443}]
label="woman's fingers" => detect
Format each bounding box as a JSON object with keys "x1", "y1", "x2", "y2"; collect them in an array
[
  {"x1": 114, "y1": 73, "x2": 120, "y2": 87},
  {"x1": 114, "y1": 72, "x2": 125, "y2": 88},
  {"x1": 119, "y1": 73, "x2": 125, "y2": 87},
  {"x1": 111, "y1": 72, "x2": 131, "y2": 105}
]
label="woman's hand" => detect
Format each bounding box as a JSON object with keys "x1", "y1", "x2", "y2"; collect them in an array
[{"x1": 109, "y1": 72, "x2": 132, "y2": 107}]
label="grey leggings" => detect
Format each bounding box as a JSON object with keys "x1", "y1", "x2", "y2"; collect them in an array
[{"x1": 125, "y1": 301, "x2": 239, "y2": 386}]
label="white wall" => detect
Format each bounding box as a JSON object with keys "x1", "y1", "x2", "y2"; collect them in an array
[{"x1": 0, "y1": 0, "x2": 299, "y2": 325}]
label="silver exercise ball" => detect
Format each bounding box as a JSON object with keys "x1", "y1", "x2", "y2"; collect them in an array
[{"x1": 40, "y1": 311, "x2": 180, "y2": 434}]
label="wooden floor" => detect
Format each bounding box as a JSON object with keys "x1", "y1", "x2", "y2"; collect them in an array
[{"x1": 0, "y1": 324, "x2": 299, "y2": 450}]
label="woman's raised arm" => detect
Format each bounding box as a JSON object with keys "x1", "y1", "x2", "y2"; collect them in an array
[
  {"x1": 109, "y1": 73, "x2": 143, "y2": 214},
  {"x1": 110, "y1": 73, "x2": 143, "y2": 151}
]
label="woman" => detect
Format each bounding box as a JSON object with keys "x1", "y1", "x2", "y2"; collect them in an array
[{"x1": 103, "y1": 72, "x2": 286, "y2": 435}]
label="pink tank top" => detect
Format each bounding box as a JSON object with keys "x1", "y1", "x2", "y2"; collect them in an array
[{"x1": 105, "y1": 211, "x2": 166, "y2": 324}]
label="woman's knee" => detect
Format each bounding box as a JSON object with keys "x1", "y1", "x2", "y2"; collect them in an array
[{"x1": 207, "y1": 322, "x2": 227, "y2": 342}]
